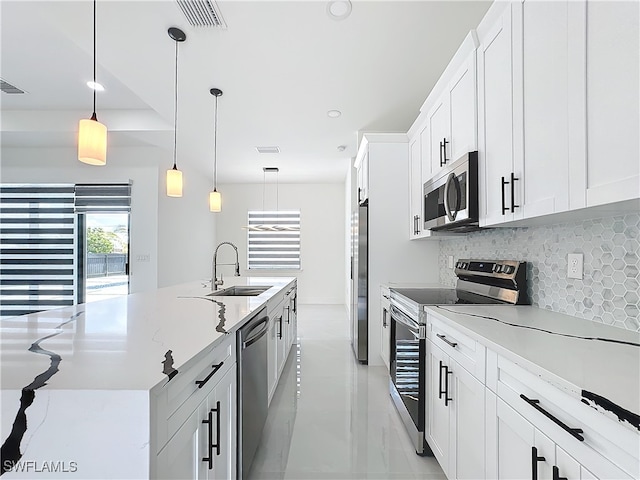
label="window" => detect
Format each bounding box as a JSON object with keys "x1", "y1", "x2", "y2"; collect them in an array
[{"x1": 247, "y1": 210, "x2": 300, "y2": 269}]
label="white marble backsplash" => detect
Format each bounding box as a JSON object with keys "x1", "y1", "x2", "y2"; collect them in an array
[{"x1": 439, "y1": 214, "x2": 640, "y2": 332}]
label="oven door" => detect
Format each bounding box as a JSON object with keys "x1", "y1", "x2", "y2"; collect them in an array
[{"x1": 390, "y1": 305, "x2": 425, "y2": 433}]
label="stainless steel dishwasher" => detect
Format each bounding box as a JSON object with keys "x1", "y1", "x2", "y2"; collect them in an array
[{"x1": 237, "y1": 306, "x2": 269, "y2": 479}]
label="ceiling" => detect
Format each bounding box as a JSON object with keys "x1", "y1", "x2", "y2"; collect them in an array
[{"x1": 0, "y1": 0, "x2": 491, "y2": 183}]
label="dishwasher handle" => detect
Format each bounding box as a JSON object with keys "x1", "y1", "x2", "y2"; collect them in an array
[{"x1": 242, "y1": 316, "x2": 269, "y2": 349}]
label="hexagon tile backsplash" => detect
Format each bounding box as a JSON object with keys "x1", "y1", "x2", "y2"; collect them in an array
[{"x1": 439, "y1": 213, "x2": 640, "y2": 332}]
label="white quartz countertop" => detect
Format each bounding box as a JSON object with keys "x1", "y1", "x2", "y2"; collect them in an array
[
  {"x1": 0, "y1": 277, "x2": 295, "y2": 392},
  {"x1": 425, "y1": 305, "x2": 640, "y2": 421}
]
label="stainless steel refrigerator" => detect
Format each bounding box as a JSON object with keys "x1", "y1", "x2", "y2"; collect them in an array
[{"x1": 350, "y1": 204, "x2": 368, "y2": 363}]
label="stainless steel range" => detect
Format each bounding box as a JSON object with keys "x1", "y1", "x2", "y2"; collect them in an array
[{"x1": 389, "y1": 259, "x2": 528, "y2": 455}]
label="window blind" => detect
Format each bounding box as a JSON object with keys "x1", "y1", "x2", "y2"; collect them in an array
[
  {"x1": 247, "y1": 210, "x2": 301, "y2": 269},
  {"x1": 0, "y1": 184, "x2": 76, "y2": 317},
  {"x1": 74, "y1": 183, "x2": 131, "y2": 213}
]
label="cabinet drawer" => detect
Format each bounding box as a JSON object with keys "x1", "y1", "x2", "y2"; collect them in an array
[
  {"x1": 495, "y1": 355, "x2": 639, "y2": 479},
  {"x1": 153, "y1": 334, "x2": 236, "y2": 452},
  {"x1": 428, "y1": 314, "x2": 485, "y2": 382}
]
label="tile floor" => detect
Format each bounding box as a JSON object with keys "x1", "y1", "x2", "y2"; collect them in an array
[{"x1": 248, "y1": 305, "x2": 446, "y2": 480}]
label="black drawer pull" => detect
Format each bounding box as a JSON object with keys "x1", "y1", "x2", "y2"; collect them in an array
[
  {"x1": 436, "y1": 334, "x2": 458, "y2": 348},
  {"x1": 510, "y1": 172, "x2": 520, "y2": 212},
  {"x1": 501, "y1": 176, "x2": 509, "y2": 214},
  {"x1": 438, "y1": 360, "x2": 446, "y2": 399},
  {"x1": 552, "y1": 466, "x2": 567, "y2": 480},
  {"x1": 520, "y1": 394, "x2": 584, "y2": 441},
  {"x1": 444, "y1": 366, "x2": 452, "y2": 406},
  {"x1": 531, "y1": 446, "x2": 545, "y2": 480},
  {"x1": 195, "y1": 362, "x2": 224, "y2": 389},
  {"x1": 201, "y1": 401, "x2": 221, "y2": 469}
]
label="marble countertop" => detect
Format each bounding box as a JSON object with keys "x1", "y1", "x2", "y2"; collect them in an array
[
  {"x1": 0, "y1": 277, "x2": 295, "y2": 392},
  {"x1": 425, "y1": 304, "x2": 640, "y2": 422}
]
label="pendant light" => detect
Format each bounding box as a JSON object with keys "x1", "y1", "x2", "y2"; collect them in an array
[
  {"x1": 166, "y1": 27, "x2": 186, "y2": 197},
  {"x1": 78, "y1": 0, "x2": 107, "y2": 166},
  {"x1": 209, "y1": 88, "x2": 223, "y2": 212},
  {"x1": 243, "y1": 167, "x2": 299, "y2": 231}
]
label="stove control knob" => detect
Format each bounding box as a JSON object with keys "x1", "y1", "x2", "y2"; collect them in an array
[
  {"x1": 493, "y1": 264, "x2": 501, "y2": 273},
  {"x1": 505, "y1": 265, "x2": 515, "y2": 274}
]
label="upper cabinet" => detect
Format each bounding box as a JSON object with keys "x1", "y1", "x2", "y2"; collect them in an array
[
  {"x1": 477, "y1": 0, "x2": 639, "y2": 227},
  {"x1": 581, "y1": 0, "x2": 640, "y2": 208},
  {"x1": 355, "y1": 148, "x2": 369, "y2": 205}
]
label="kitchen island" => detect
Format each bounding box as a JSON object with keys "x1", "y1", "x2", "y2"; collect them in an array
[{"x1": 0, "y1": 277, "x2": 296, "y2": 478}]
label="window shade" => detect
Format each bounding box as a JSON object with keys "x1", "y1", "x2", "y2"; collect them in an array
[
  {"x1": 247, "y1": 210, "x2": 300, "y2": 269},
  {"x1": 0, "y1": 184, "x2": 76, "y2": 317},
  {"x1": 74, "y1": 183, "x2": 131, "y2": 213}
]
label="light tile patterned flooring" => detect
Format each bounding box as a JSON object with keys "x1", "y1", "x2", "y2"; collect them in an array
[{"x1": 248, "y1": 305, "x2": 446, "y2": 480}]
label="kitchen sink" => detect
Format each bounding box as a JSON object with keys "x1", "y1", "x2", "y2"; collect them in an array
[{"x1": 207, "y1": 286, "x2": 272, "y2": 297}]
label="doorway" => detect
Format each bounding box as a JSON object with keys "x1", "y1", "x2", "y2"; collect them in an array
[{"x1": 79, "y1": 212, "x2": 130, "y2": 304}]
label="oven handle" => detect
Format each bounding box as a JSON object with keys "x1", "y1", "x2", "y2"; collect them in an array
[{"x1": 390, "y1": 305, "x2": 419, "y2": 332}]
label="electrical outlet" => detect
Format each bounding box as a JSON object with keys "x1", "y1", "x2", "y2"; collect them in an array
[
  {"x1": 448, "y1": 256, "x2": 454, "y2": 269},
  {"x1": 567, "y1": 253, "x2": 583, "y2": 279}
]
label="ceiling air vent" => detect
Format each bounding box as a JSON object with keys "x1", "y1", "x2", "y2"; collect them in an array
[
  {"x1": 0, "y1": 78, "x2": 26, "y2": 94},
  {"x1": 175, "y1": 0, "x2": 227, "y2": 28},
  {"x1": 256, "y1": 146, "x2": 280, "y2": 154}
]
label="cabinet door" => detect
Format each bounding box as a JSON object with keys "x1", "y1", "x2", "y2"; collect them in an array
[
  {"x1": 267, "y1": 316, "x2": 278, "y2": 403},
  {"x1": 521, "y1": 0, "x2": 585, "y2": 219},
  {"x1": 276, "y1": 312, "x2": 287, "y2": 376},
  {"x1": 426, "y1": 340, "x2": 451, "y2": 475},
  {"x1": 495, "y1": 398, "x2": 535, "y2": 480},
  {"x1": 206, "y1": 365, "x2": 237, "y2": 480},
  {"x1": 380, "y1": 299, "x2": 390, "y2": 370},
  {"x1": 478, "y1": 2, "x2": 523, "y2": 226},
  {"x1": 409, "y1": 134, "x2": 423, "y2": 238},
  {"x1": 584, "y1": 0, "x2": 640, "y2": 207},
  {"x1": 157, "y1": 400, "x2": 208, "y2": 480},
  {"x1": 450, "y1": 360, "x2": 485, "y2": 480},
  {"x1": 428, "y1": 99, "x2": 451, "y2": 175},
  {"x1": 448, "y1": 54, "x2": 477, "y2": 163},
  {"x1": 555, "y1": 445, "x2": 581, "y2": 480}
]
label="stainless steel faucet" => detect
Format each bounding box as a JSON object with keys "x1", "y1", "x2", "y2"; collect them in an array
[{"x1": 212, "y1": 241, "x2": 240, "y2": 290}]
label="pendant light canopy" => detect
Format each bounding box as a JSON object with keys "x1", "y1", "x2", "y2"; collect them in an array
[
  {"x1": 78, "y1": 0, "x2": 107, "y2": 166},
  {"x1": 166, "y1": 27, "x2": 186, "y2": 197},
  {"x1": 209, "y1": 88, "x2": 223, "y2": 212}
]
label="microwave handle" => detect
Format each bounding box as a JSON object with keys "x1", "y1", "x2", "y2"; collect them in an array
[{"x1": 443, "y1": 173, "x2": 459, "y2": 221}]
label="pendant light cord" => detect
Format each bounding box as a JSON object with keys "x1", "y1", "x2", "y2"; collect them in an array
[
  {"x1": 172, "y1": 39, "x2": 178, "y2": 170},
  {"x1": 213, "y1": 94, "x2": 218, "y2": 190},
  {"x1": 92, "y1": 0, "x2": 97, "y2": 118}
]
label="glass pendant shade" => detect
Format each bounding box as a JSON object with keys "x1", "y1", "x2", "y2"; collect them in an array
[
  {"x1": 78, "y1": 117, "x2": 107, "y2": 165},
  {"x1": 166, "y1": 167, "x2": 183, "y2": 197},
  {"x1": 209, "y1": 190, "x2": 222, "y2": 212}
]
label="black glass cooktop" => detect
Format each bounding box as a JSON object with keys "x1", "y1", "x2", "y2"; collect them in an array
[{"x1": 391, "y1": 288, "x2": 508, "y2": 305}]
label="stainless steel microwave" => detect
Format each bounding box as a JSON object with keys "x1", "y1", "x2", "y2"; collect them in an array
[{"x1": 423, "y1": 151, "x2": 479, "y2": 232}]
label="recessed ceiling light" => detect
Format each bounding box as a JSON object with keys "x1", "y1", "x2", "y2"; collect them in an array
[
  {"x1": 337, "y1": 145, "x2": 346, "y2": 152},
  {"x1": 327, "y1": 109, "x2": 342, "y2": 118},
  {"x1": 87, "y1": 81, "x2": 104, "y2": 91},
  {"x1": 327, "y1": 1, "x2": 352, "y2": 20},
  {"x1": 256, "y1": 146, "x2": 280, "y2": 154}
]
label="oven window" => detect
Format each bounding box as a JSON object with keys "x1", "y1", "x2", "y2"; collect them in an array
[{"x1": 391, "y1": 319, "x2": 422, "y2": 428}]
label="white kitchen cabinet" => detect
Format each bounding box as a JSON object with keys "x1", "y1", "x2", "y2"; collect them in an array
[
  {"x1": 477, "y1": 0, "x2": 524, "y2": 226},
  {"x1": 380, "y1": 286, "x2": 391, "y2": 370},
  {"x1": 355, "y1": 150, "x2": 369, "y2": 204},
  {"x1": 492, "y1": 397, "x2": 620, "y2": 480},
  {"x1": 157, "y1": 364, "x2": 236, "y2": 480},
  {"x1": 581, "y1": 0, "x2": 639, "y2": 208},
  {"x1": 408, "y1": 130, "x2": 425, "y2": 239},
  {"x1": 267, "y1": 313, "x2": 279, "y2": 403},
  {"x1": 426, "y1": 339, "x2": 485, "y2": 480},
  {"x1": 424, "y1": 33, "x2": 478, "y2": 178}
]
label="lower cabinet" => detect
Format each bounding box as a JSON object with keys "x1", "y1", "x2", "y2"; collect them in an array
[
  {"x1": 268, "y1": 284, "x2": 298, "y2": 404},
  {"x1": 426, "y1": 339, "x2": 485, "y2": 480},
  {"x1": 380, "y1": 286, "x2": 391, "y2": 370},
  {"x1": 156, "y1": 364, "x2": 236, "y2": 480}
]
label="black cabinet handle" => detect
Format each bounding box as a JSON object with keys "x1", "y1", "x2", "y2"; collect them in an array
[
  {"x1": 510, "y1": 172, "x2": 520, "y2": 212},
  {"x1": 531, "y1": 446, "x2": 545, "y2": 480},
  {"x1": 442, "y1": 138, "x2": 449, "y2": 165},
  {"x1": 195, "y1": 362, "x2": 224, "y2": 389},
  {"x1": 552, "y1": 466, "x2": 567, "y2": 480},
  {"x1": 285, "y1": 306, "x2": 290, "y2": 324},
  {"x1": 520, "y1": 394, "x2": 584, "y2": 441},
  {"x1": 437, "y1": 333, "x2": 458, "y2": 348},
  {"x1": 439, "y1": 141, "x2": 444, "y2": 167},
  {"x1": 278, "y1": 316, "x2": 283, "y2": 339},
  {"x1": 416, "y1": 215, "x2": 420, "y2": 234},
  {"x1": 202, "y1": 401, "x2": 221, "y2": 469},
  {"x1": 501, "y1": 176, "x2": 509, "y2": 214},
  {"x1": 382, "y1": 308, "x2": 388, "y2": 328},
  {"x1": 438, "y1": 360, "x2": 446, "y2": 399},
  {"x1": 444, "y1": 366, "x2": 453, "y2": 406}
]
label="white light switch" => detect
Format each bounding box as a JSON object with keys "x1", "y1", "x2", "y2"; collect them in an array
[{"x1": 136, "y1": 254, "x2": 150, "y2": 262}]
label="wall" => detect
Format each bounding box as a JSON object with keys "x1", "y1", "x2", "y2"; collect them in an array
[
  {"x1": 215, "y1": 182, "x2": 345, "y2": 304},
  {"x1": 439, "y1": 213, "x2": 640, "y2": 332},
  {"x1": 1, "y1": 147, "x2": 216, "y2": 292}
]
